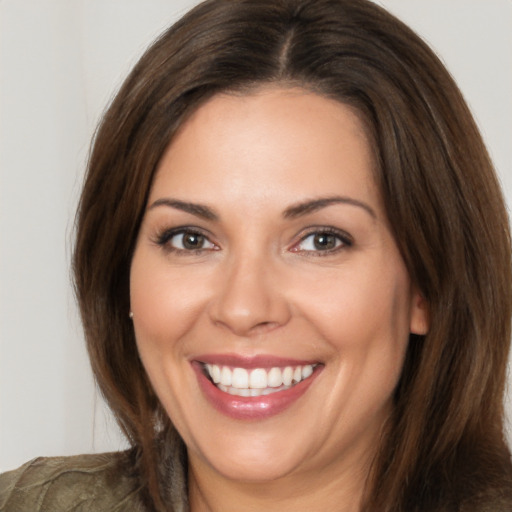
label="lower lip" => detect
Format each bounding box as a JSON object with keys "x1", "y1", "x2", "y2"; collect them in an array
[{"x1": 193, "y1": 363, "x2": 321, "y2": 420}]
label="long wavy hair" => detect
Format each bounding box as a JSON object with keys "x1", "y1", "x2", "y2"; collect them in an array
[{"x1": 73, "y1": 0, "x2": 512, "y2": 510}]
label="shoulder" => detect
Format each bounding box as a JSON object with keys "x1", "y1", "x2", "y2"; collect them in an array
[{"x1": 0, "y1": 451, "x2": 147, "y2": 512}]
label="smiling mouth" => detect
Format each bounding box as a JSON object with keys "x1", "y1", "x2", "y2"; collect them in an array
[{"x1": 201, "y1": 363, "x2": 319, "y2": 397}]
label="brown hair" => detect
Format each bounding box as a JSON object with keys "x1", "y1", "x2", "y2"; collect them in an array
[{"x1": 73, "y1": 0, "x2": 512, "y2": 510}]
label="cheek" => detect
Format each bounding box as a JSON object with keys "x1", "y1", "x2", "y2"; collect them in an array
[
  {"x1": 289, "y1": 258, "x2": 412, "y2": 363},
  {"x1": 129, "y1": 251, "x2": 211, "y2": 350},
  {"x1": 129, "y1": 249, "x2": 206, "y2": 425}
]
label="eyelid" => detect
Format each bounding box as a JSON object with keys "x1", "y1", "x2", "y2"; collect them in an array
[
  {"x1": 152, "y1": 224, "x2": 352, "y2": 256},
  {"x1": 290, "y1": 226, "x2": 353, "y2": 254},
  {"x1": 154, "y1": 226, "x2": 219, "y2": 253}
]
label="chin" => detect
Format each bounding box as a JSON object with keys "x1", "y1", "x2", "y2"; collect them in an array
[
  {"x1": 183, "y1": 419, "x2": 317, "y2": 483},
  {"x1": 200, "y1": 444, "x2": 304, "y2": 483}
]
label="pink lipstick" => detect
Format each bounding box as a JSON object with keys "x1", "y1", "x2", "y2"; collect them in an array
[{"x1": 192, "y1": 355, "x2": 322, "y2": 420}]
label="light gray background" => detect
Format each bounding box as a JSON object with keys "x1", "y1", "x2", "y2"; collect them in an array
[{"x1": 1, "y1": 0, "x2": 511, "y2": 472}]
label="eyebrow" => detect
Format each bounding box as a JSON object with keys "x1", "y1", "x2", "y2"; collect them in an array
[
  {"x1": 283, "y1": 196, "x2": 376, "y2": 219},
  {"x1": 148, "y1": 198, "x2": 219, "y2": 220},
  {"x1": 148, "y1": 195, "x2": 376, "y2": 221}
]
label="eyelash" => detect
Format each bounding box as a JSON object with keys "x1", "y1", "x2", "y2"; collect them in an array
[
  {"x1": 155, "y1": 227, "x2": 217, "y2": 255},
  {"x1": 291, "y1": 227, "x2": 353, "y2": 256},
  {"x1": 154, "y1": 226, "x2": 353, "y2": 256}
]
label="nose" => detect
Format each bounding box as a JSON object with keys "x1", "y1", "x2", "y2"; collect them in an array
[{"x1": 209, "y1": 252, "x2": 291, "y2": 337}]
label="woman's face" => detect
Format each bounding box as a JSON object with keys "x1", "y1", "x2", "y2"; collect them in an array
[{"x1": 130, "y1": 88, "x2": 428, "y2": 485}]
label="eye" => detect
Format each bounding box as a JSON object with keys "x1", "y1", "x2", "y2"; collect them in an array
[
  {"x1": 156, "y1": 228, "x2": 217, "y2": 253},
  {"x1": 292, "y1": 229, "x2": 352, "y2": 254}
]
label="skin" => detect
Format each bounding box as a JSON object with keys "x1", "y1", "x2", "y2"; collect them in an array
[{"x1": 130, "y1": 87, "x2": 429, "y2": 511}]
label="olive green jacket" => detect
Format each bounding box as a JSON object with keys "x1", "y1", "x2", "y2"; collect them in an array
[{"x1": 0, "y1": 450, "x2": 188, "y2": 512}]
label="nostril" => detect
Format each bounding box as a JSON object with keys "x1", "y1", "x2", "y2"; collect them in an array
[
  {"x1": 213, "y1": 319, "x2": 281, "y2": 337},
  {"x1": 248, "y1": 321, "x2": 281, "y2": 336}
]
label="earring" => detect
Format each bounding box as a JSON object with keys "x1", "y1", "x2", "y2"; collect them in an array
[{"x1": 129, "y1": 311, "x2": 134, "y2": 319}]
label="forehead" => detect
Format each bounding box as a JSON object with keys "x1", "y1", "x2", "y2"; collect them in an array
[{"x1": 150, "y1": 87, "x2": 380, "y2": 214}]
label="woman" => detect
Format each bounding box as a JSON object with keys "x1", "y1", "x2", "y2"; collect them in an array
[{"x1": 1, "y1": 0, "x2": 511, "y2": 510}]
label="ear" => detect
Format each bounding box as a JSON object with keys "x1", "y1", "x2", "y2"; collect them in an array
[{"x1": 409, "y1": 290, "x2": 429, "y2": 335}]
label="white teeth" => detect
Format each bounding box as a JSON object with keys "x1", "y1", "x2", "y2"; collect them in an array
[
  {"x1": 302, "y1": 365, "x2": 313, "y2": 379},
  {"x1": 204, "y1": 363, "x2": 318, "y2": 395},
  {"x1": 232, "y1": 368, "x2": 249, "y2": 389},
  {"x1": 221, "y1": 366, "x2": 232, "y2": 386},
  {"x1": 282, "y1": 366, "x2": 293, "y2": 386},
  {"x1": 249, "y1": 368, "x2": 267, "y2": 389},
  {"x1": 267, "y1": 367, "x2": 282, "y2": 388},
  {"x1": 218, "y1": 384, "x2": 293, "y2": 397},
  {"x1": 211, "y1": 364, "x2": 221, "y2": 383}
]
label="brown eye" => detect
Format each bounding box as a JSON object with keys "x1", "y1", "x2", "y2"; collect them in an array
[
  {"x1": 181, "y1": 232, "x2": 206, "y2": 249},
  {"x1": 159, "y1": 229, "x2": 216, "y2": 252},
  {"x1": 294, "y1": 229, "x2": 352, "y2": 254},
  {"x1": 312, "y1": 233, "x2": 337, "y2": 250}
]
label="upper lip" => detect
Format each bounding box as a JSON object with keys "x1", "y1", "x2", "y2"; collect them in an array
[{"x1": 194, "y1": 353, "x2": 321, "y2": 369}]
